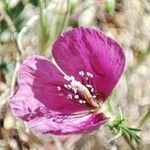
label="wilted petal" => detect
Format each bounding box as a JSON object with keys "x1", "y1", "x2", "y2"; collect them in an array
[{"x1": 52, "y1": 27, "x2": 125, "y2": 100}]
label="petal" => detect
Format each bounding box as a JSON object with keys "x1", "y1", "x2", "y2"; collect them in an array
[
  {"x1": 9, "y1": 55, "x2": 108, "y2": 134},
  {"x1": 10, "y1": 56, "x2": 91, "y2": 122},
  {"x1": 10, "y1": 84, "x2": 107, "y2": 135},
  {"x1": 28, "y1": 110, "x2": 107, "y2": 135},
  {"x1": 52, "y1": 27, "x2": 125, "y2": 100}
]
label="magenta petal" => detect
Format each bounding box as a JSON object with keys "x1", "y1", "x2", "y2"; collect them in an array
[
  {"x1": 10, "y1": 56, "x2": 91, "y2": 119},
  {"x1": 28, "y1": 111, "x2": 107, "y2": 135},
  {"x1": 10, "y1": 85, "x2": 107, "y2": 135},
  {"x1": 9, "y1": 54, "x2": 107, "y2": 135},
  {"x1": 52, "y1": 27, "x2": 125, "y2": 100}
]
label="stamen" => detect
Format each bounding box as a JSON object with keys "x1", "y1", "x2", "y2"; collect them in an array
[
  {"x1": 91, "y1": 88, "x2": 94, "y2": 93},
  {"x1": 85, "y1": 77, "x2": 89, "y2": 81},
  {"x1": 68, "y1": 84, "x2": 72, "y2": 89},
  {"x1": 67, "y1": 94, "x2": 73, "y2": 100},
  {"x1": 73, "y1": 88, "x2": 77, "y2": 94},
  {"x1": 57, "y1": 86, "x2": 61, "y2": 91},
  {"x1": 79, "y1": 71, "x2": 84, "y2": 76},
  {"x1": 64, "y1": 84, "x2": 71, "y2": 90},
  {"x1": 60, "y1": 72, "x2": 100, "y2": 107},
  {"x1": 64, "y1": 84, "x2": 68, "y2": 88},
  {"x1": 70, "y1": 76, "x2": 75, "y2": 80},
  {"x1": 64, "y1": 75, "x2": 71, "y2": 81},
  {"x1": 93, "y1": 95, "x2": 96, "y2": 99},
  {"x1": 86, "y1": 72, "x2": 93, "y2": 78},
  {"x1": 82, "y1": 100, "x2": 86, "y2": 104},
  {"x1": 86, "y1": 84, "x2": 92, "y2": 88},
  {"x1": 79, "y1": 100, "x2": 83, "y2": 104},
  {"x1": 74, "y1": 95, "x2": 79, "y2": 99}
]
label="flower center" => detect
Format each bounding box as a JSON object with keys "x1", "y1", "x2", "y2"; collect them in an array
[{"x1": 57, "y1": 71, "x2": 101, "y2": 108}]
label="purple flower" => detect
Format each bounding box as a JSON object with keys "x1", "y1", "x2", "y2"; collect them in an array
[{"x1": 10, "y1": 27, "x2": 125, "y2": 135}]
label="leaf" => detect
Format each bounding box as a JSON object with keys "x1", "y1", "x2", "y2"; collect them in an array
[
  {"x1": 108, "y1": 127, "x2": 122, "y2": 142},
  {"x1": 127, "y1": 127, "x2": 141, "y2": 132}
]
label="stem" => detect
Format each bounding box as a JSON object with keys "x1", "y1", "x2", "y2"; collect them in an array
[
  {"x1": 105, "y1": 97, "x2": 141, "y2": 149},
  {"x1": 122, "y1": 133, "x2": 136, "y2": 150},
  {"x1": 58, "y1": 0, "x2": 70, "y2": 35}
]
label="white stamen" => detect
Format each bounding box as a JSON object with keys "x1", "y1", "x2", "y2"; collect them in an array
[
  {"x1": 64, "y1": 75, "x2": 71, "y2": 81},
  {"x1": 91, "y1": 88, "x2": 94, "y2": 93},
  {"x1": 93, "y1": 95, "x2": 96, "y2": 99},
  {"x1": 67, "y1": 94, "x2": 73, "y2": 100},
  {"x1": 68, "y1": 84, "x2": 72, "y2": 89},
  {"x1": 64, "y1": 84, "x2": 72, "y2": 90},
  {"x1": 86, "y1": 72, "x2": 93, "y2": 78},
  {"x1": 73, "y1": 88, "x2": 77, "y2": 94},
  {"x1": 86, "y1": 84, "x2": 92, "y2": 88},
  {"x1": 74, "y1": 95, "x2": 79, "y2": 99},
  {"x1": 82, "y1": 100, "x2": 86, "y2": 104},
  {"x1": 70, "y1": 76, "x2": 75, "y2": 80},
  {"x1": 85, "y1": 77, "x2": 89, "y2": 81},
  {"x1": 64, "y1": 84, "x2": 68, "y2": 88},
  {"x1": 79, "y1": 71, "x2": 84, "y2": 76},
  {"x1": 57, "y1": 86, "x2": 61, "y2": 91},
  {"x1": 79, "y1": 100, "x2": 83, "y2": 104}
]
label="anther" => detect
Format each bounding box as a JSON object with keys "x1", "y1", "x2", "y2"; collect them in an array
[
  {"x1": 85, "y1": 77, "x2": 89, "y2": 81},
  {"x1": 91, "y1": 88, "x2": 94, "y2": 93},
  {"x1": 82, "y1": 100, "x2": 86, "y2": 104},
  {"x1": 64, "y1": 84, "x2": 71, "y2": 90},
  {"x1": 57, "y1": 86, "x2": 61, "y2": 91},
  {"x1": 93, "y1": 95, "x2": 96, "y2": 99},
  {"x1": 67, "y1": 94, "x2": 73, "y2": 100},
  {"x1": 79, "y1": 100, "x2": 83, "y2": 104},
  {"x1": 64, "y1": 75, "x2": 71, "y2": 81},
  {"x1": 73, "y1": 88, "x2": 77, "y2": 94},
  {"x1": 86, "y1": 84, "x2": 92, "y2": 88},
  {"x1": 74, "y1": 95, "x2": 79, "y2": 99},
  {"x1": 86, "y1": 72, "x2": 93, "y2": 78},
  {"x1": 79, "y1": 71, "x2": 84, "y2": 76},
  {"x1": 64, "y1": 84, "x2": 68, "y2": 88},
  {"x1": 70, "y1": 76, "x2": 75, "y2": 80},
  {"x1": 68, "y1": 84, "x2": 72, "y2": 89}
]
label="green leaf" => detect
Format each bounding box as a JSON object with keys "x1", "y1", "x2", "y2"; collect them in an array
[
  {"x1": 108, "y1": 127, "x2": 122, "y2": 142},
  {"x1": 127, "y1": 127, "x2": 141, "y2": 132}
]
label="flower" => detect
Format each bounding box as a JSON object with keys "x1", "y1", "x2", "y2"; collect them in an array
[{"x1": 10, "y1": 27, "x2": 125, "y2": 135}]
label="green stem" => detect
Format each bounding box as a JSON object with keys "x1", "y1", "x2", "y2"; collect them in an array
[
  {"x1": 58, "y1": 0, "x2": 70, "y2": 35},
  {"x1": 103, "y1": 97, "x2": 141, "y2": 149},
  {"x1": 122, "y1": 133, "x2": 136, "y2": 150}
]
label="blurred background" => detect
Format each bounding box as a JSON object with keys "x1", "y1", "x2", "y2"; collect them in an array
[{"x1": 0, "y1": 0, "x2": 150, "y2": 149}]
